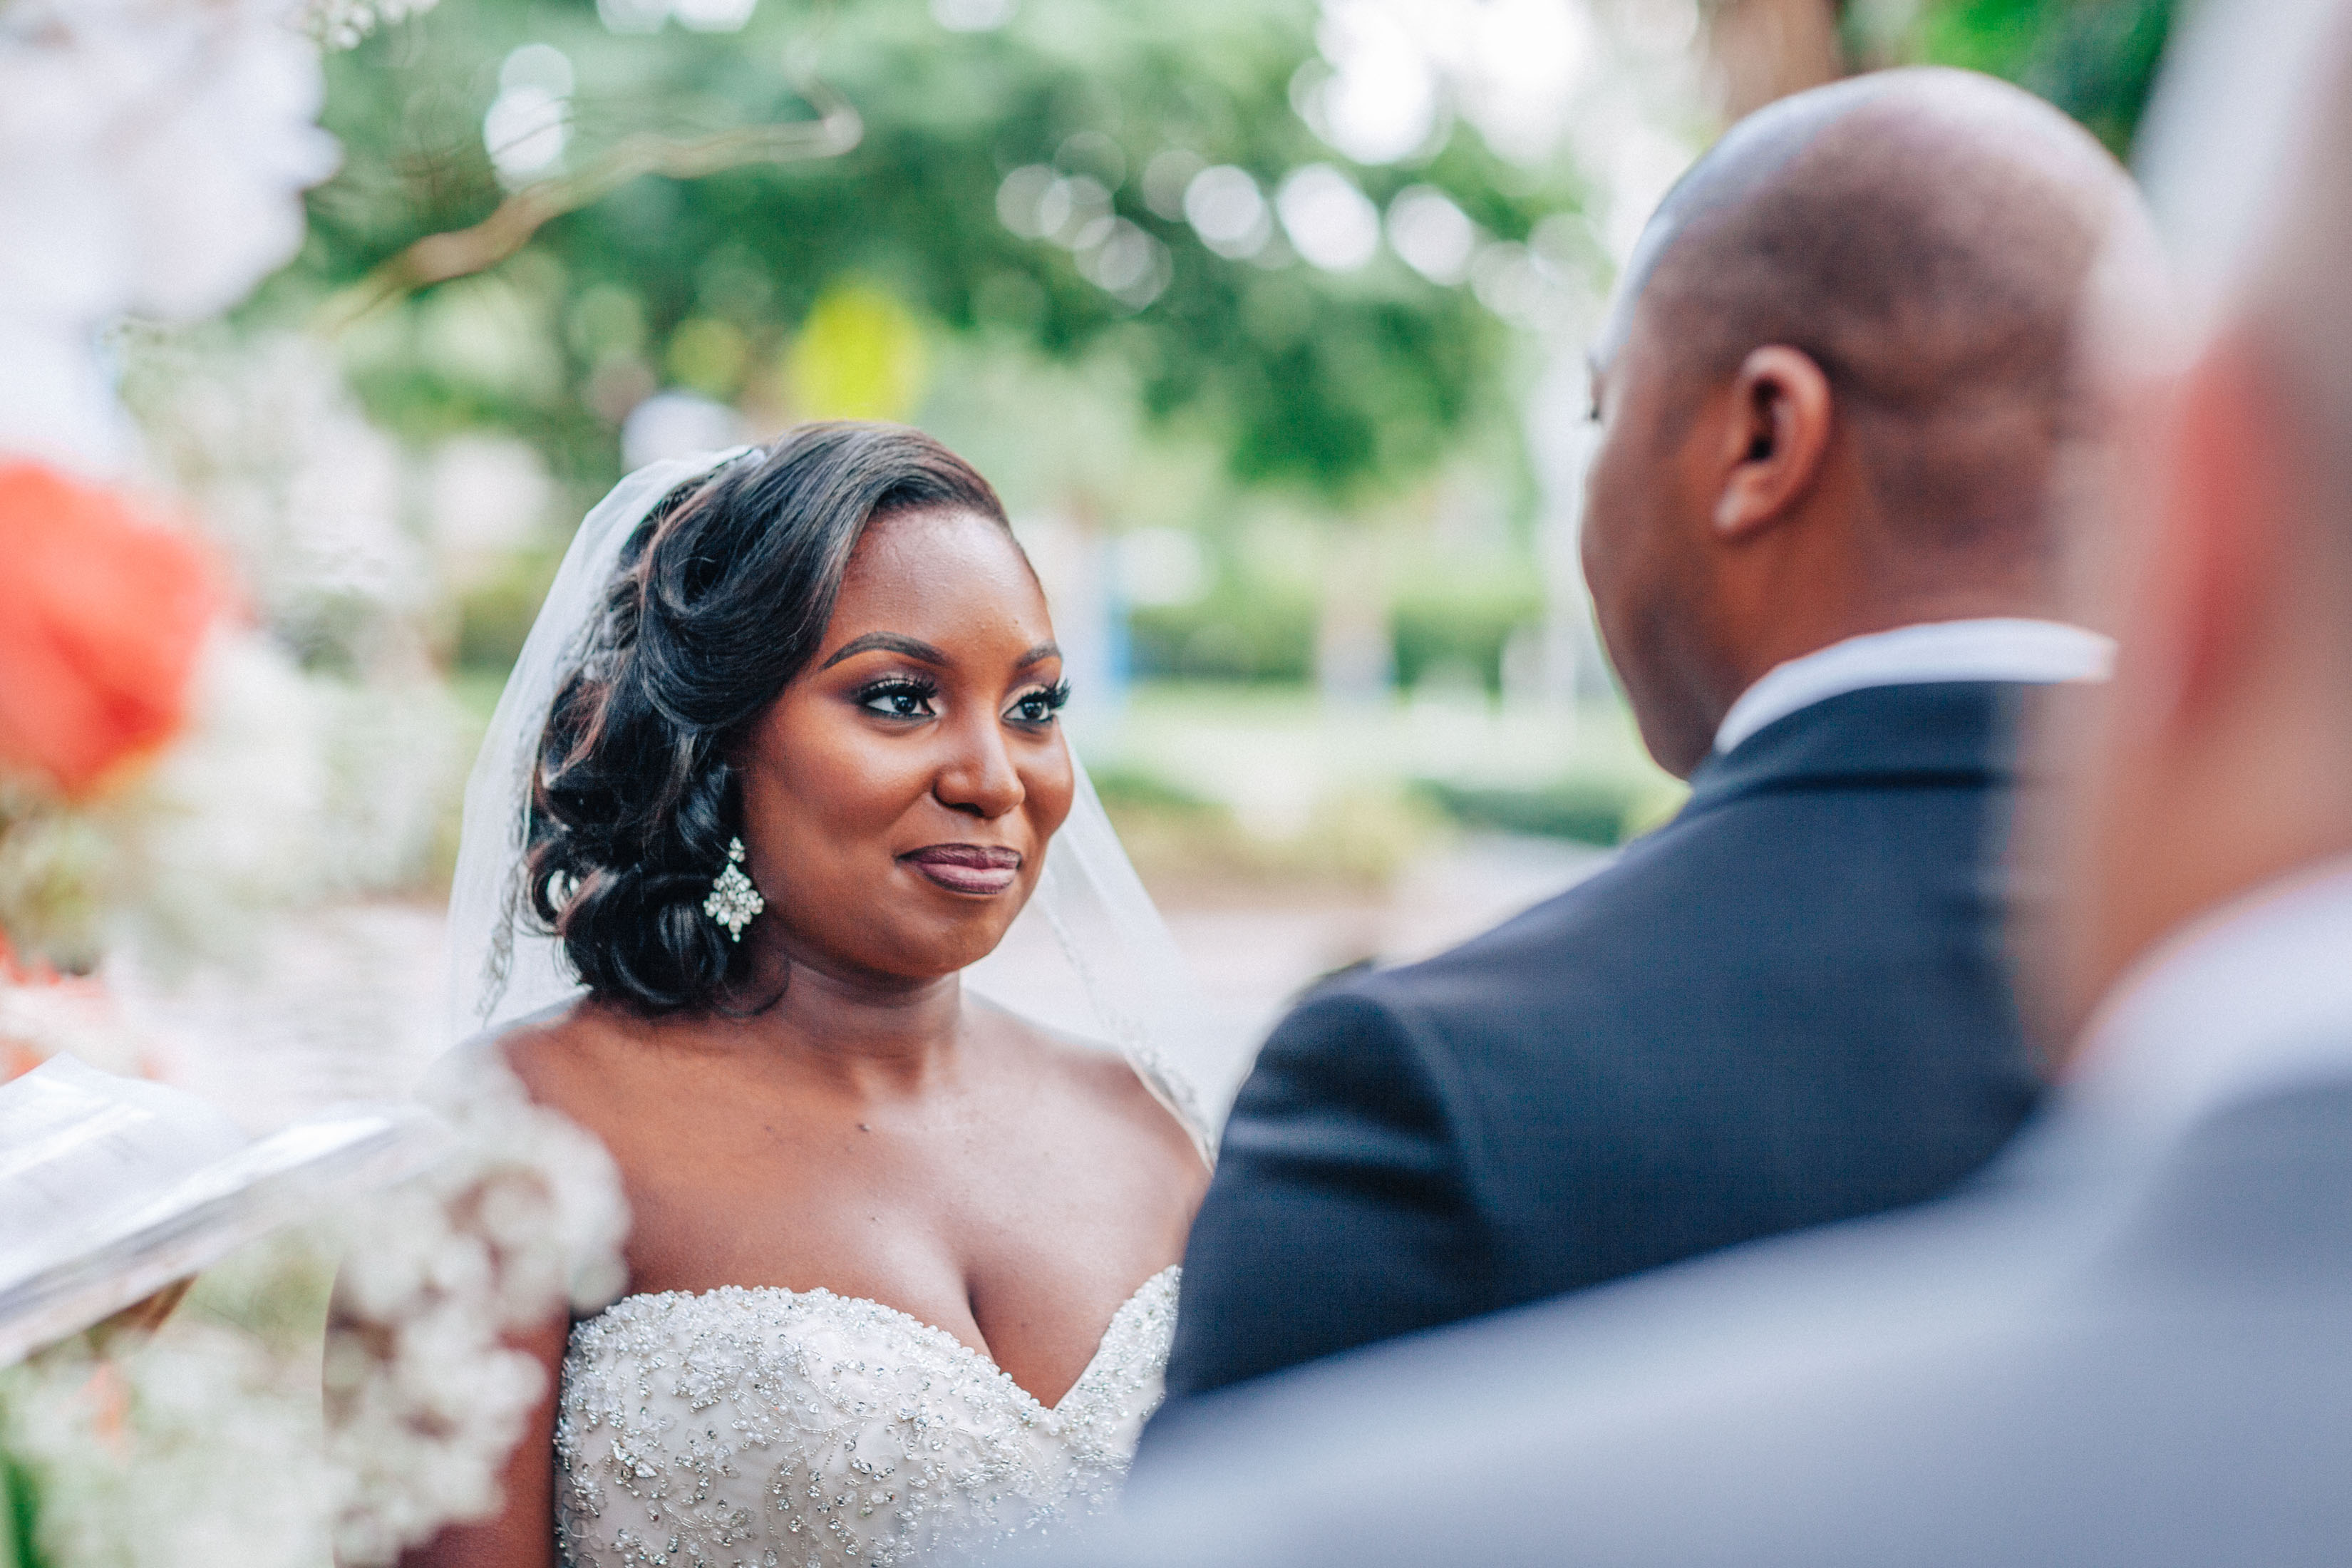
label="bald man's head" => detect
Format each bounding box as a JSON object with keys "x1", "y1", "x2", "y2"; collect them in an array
[
  {"x1": 1613, "y1": 66, "x2": 2139, "y2": 545},
  {"x1": 1580, "y1": 68, "x2": 2150, "y2": 775}
]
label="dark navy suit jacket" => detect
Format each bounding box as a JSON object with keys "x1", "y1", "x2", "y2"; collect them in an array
[
  {"x1": 1145, "y1": 679, "x2": 2045, "y2": 1441},
  {"x1": 1088, "y1": 1055, "x2": 2352, "y2": 1568}
]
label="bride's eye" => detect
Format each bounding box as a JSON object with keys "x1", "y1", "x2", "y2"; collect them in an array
[
  {"x1": 857, "y1": 678, "x2": 938, "y2": 720},
  {"x1": 1004, "y1": 680, "x2": 1071, "y2": 727}
]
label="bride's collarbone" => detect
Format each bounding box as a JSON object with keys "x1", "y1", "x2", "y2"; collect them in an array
[
  {"x1": 614, "y1": 1152, "x2": 1172, "y2": 1308},
  {"x1": 544, "y1": 1022, "x2": 1180, "y2": 1198}
]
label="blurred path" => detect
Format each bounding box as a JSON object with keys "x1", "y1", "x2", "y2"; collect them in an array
[
  {"x1": 1159, "y1": 833, "x2": 1610, "y2": 1057},
  {"x1": 124, "y1": 834, "x2": 1608, "y2": 1129}
]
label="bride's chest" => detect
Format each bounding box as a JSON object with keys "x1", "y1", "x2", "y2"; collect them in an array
[
  {"x1": 553, "y1": 1275, "x2": 1177, "y2": 1567},
  {"x1": 604, "y1": 1119, "x2": 1187, "y2": 1392}
]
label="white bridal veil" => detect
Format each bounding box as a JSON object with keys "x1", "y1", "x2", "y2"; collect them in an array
[{"x1": 442, "y1": 448, "x2": 1248, "y2": 1159}]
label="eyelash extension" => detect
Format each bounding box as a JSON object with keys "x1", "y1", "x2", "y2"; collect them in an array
[
  {"x1": 854, "y1": 675, "x2": 941, "y2": 717},
  {"x1": 1002, "y1": 679, "x2": 1071, "y2": 724},
  {"x1": 854, "y1": 675, "x2": 940, "y2": 703},
  {"x1": 854, "y1": 676, "x2": 1068, "y2": 719}
]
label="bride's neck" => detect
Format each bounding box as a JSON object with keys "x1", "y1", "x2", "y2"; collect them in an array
[{"x1": 719, "y1": 940, "x2": 969, "y2": 1088}]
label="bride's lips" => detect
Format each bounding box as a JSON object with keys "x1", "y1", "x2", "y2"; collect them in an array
[{"x1": 900, "y1": 843, "x2": 1023, "y2": 895}]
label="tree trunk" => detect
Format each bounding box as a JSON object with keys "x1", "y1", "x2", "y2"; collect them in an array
[{"x1": 1706, "y1": 0, "x2": 1848, "y2": 120}]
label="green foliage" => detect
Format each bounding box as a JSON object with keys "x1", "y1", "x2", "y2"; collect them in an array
[
  {"x1": 452, "y1": 548, "x2": 567, "y2": 671},
  {"x1": 1415, "y1": 775, "x2": 1645, "y2": 847},
  {"x1": 274, "y1": 0, "x2": 1579, "y2": 504},
  {"x1": 1388, "y1": 567, "x2": 1542, "y2": 694},
  {"x1": 1, "y1": 1441, "x2": 43, "y2": 1568},
  {"x1": 1128, "y1": 575, "x2": 1318, "y2": 683},
  {"x1": 1085, "y1": 763, "x2": 1219, "y2": 813},
  {"x1": 1126, "y1": 552, "x2": 1547, "y2": 689},
  {"x1": 1912, "y1": 0, "x2": 2176, "y2": 154},
  {"x1": 1096, "y1": 765, "x2": 1444, "y2": 893},
  {"x1": 0, "y1": 781, "x2": 109, "y2": 976}
]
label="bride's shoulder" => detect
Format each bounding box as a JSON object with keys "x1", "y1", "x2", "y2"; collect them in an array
[
  {"x1": 423, "y1": 999, "x2": 613, "y2": 1113},
  {"x1": 968, "y1": 994, "x2": 1113, "y2": 1076},
  {"x1": 966, "y1": 997, "x2": 1206, "y2": 1157}
]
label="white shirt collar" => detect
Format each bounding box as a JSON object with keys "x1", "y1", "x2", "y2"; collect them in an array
[
  {"x1": 1712, "y1": 619, "x2": 2117, "y2": 755},
  {"x1": 2070, "y1": 857, "x2": 2352, "y2": 1138}
]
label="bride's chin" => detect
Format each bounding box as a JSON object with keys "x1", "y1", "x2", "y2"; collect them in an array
[{"x1": 842, "y1": 906, "x2": 1017, "y2": 973}]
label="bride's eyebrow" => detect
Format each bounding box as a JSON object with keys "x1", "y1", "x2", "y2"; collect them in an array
[{"x1": 819, "y1": 631, "x2": 947, "y2": 670}]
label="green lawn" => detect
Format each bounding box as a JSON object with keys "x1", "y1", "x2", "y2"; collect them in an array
[{"x1": 1090, "y1": 681, "x2": 1683, "y2": 846}]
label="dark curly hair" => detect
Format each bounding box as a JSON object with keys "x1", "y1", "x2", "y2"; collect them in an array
[{"x1": 522, "y1": 421, "x2": 1013, "y2": 1014}]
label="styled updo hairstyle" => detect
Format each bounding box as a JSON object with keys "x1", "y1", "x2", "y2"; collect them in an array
[{"x1": 524, "y1": 421, "x2": 1013, "y2": 1014}]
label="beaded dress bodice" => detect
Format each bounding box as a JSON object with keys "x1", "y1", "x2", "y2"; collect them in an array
[{"x1": 554, "y1": 1267, "x2": 1180, "y2": 1568}]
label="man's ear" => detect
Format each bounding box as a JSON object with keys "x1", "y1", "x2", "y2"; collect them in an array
[
  {"x1": 2124, "y1": 331, "x2": 2287, "y2": 744},
  {"x1": 1711, "y1": 346, "x2": 1833, "y2": 540}
]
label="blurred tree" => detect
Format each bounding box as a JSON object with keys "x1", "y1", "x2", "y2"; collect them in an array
[
  {"x1": 264, "y1": 0, "x2": 1587, "y2": 507},
  {"x1": 1708, "y1": 0, "x2": 1846, "y2": 119},
  {"x1": 1706, "y1": 1, "x2": 2176, "y2": 158},
  {"x1": 1907, "y1": 0, "x2": 2175, "y2": 154}
]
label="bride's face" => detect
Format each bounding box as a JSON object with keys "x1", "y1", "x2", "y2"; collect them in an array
[{"x1": 733, "y1": 506, "x2": 1076, "y2": 983}]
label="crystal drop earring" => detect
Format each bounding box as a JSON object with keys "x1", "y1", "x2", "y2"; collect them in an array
[{"x1": 701, "y1": 836, "x2": 765, "y2": 941}]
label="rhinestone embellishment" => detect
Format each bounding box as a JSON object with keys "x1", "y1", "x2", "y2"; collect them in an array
[
  {"x1": 555, "y1": 1268, "x2": 1179, "y2": 1567},
  {"x1": 702, "y1": 835, "x2": 765, "y2": 940}
]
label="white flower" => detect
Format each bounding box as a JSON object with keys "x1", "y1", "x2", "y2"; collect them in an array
[
  {"x1": 322, "y1": 1056, "x2": 628, "y2": 1564},
  {"x1": 103, "y1": 629, "x2": 333, "y2": 974},
  {"x1": 304, "y1": 0, "x2": 440, "y2": 51},
  {"x1": 0, "y1": 1314, "x2": 332, "y2": 1568},
  {"x1": 0, "y1": 0, "x2": 339, "y2": 468},
  {"x1": 130, "y1": 332, "x2": 425, "y2": 628},
  {"x1": 0, "y1": 628, "x2": 331, "y2": 976}
]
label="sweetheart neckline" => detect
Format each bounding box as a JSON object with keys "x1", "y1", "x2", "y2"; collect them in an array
[{"x1": 591, "y1": 1264, "x2": 1179, "y2": 1415}]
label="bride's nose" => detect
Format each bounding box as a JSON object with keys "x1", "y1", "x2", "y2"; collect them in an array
[{"x1": 933, "y1": 711, "x2": 1026, "y2": 820}]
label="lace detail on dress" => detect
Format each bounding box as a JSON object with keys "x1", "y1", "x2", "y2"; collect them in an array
[{"x1": 554, "y1": 1267, "x2": 1179, "y2": 1567}]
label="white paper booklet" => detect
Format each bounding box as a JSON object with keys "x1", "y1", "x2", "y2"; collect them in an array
[{"x1": 0, "y1": 1054, "x2": 447, "y2": 1367}]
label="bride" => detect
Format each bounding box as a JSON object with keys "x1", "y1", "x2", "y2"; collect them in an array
[{"x1": 418, "y1": 423, "x2": 1231, "y2": 1567}]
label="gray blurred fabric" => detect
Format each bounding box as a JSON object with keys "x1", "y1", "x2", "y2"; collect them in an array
[{"x1": 1045, "y1": 862, "x2": 2352, "y2": 1568}]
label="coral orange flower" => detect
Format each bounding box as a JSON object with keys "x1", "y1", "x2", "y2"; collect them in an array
[{"x1": 0, "y1": 463, "x2": 222, "y2": 798}]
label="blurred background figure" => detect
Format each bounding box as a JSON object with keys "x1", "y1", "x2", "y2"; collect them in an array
[
  {"x1": 1043, "y1": 1, "x2": 2352, "y2": 1563},
  {"x1": 1143, "y1": 63, "x2": 2133, "y2": 1442}
]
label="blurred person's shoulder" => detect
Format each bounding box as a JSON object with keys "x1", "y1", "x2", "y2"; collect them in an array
[
  {"x1": 1130, "y1": 1085, "x2": 2352, "y2": 1567},
  {"x1": 1123, "y1": 1135, "x2": 2091, "y2": 1557}
]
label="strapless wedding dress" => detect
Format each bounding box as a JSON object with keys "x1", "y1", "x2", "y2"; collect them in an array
[{"x1": 554, "y1": 1266, "x2": 1180, "y2": 1567}]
